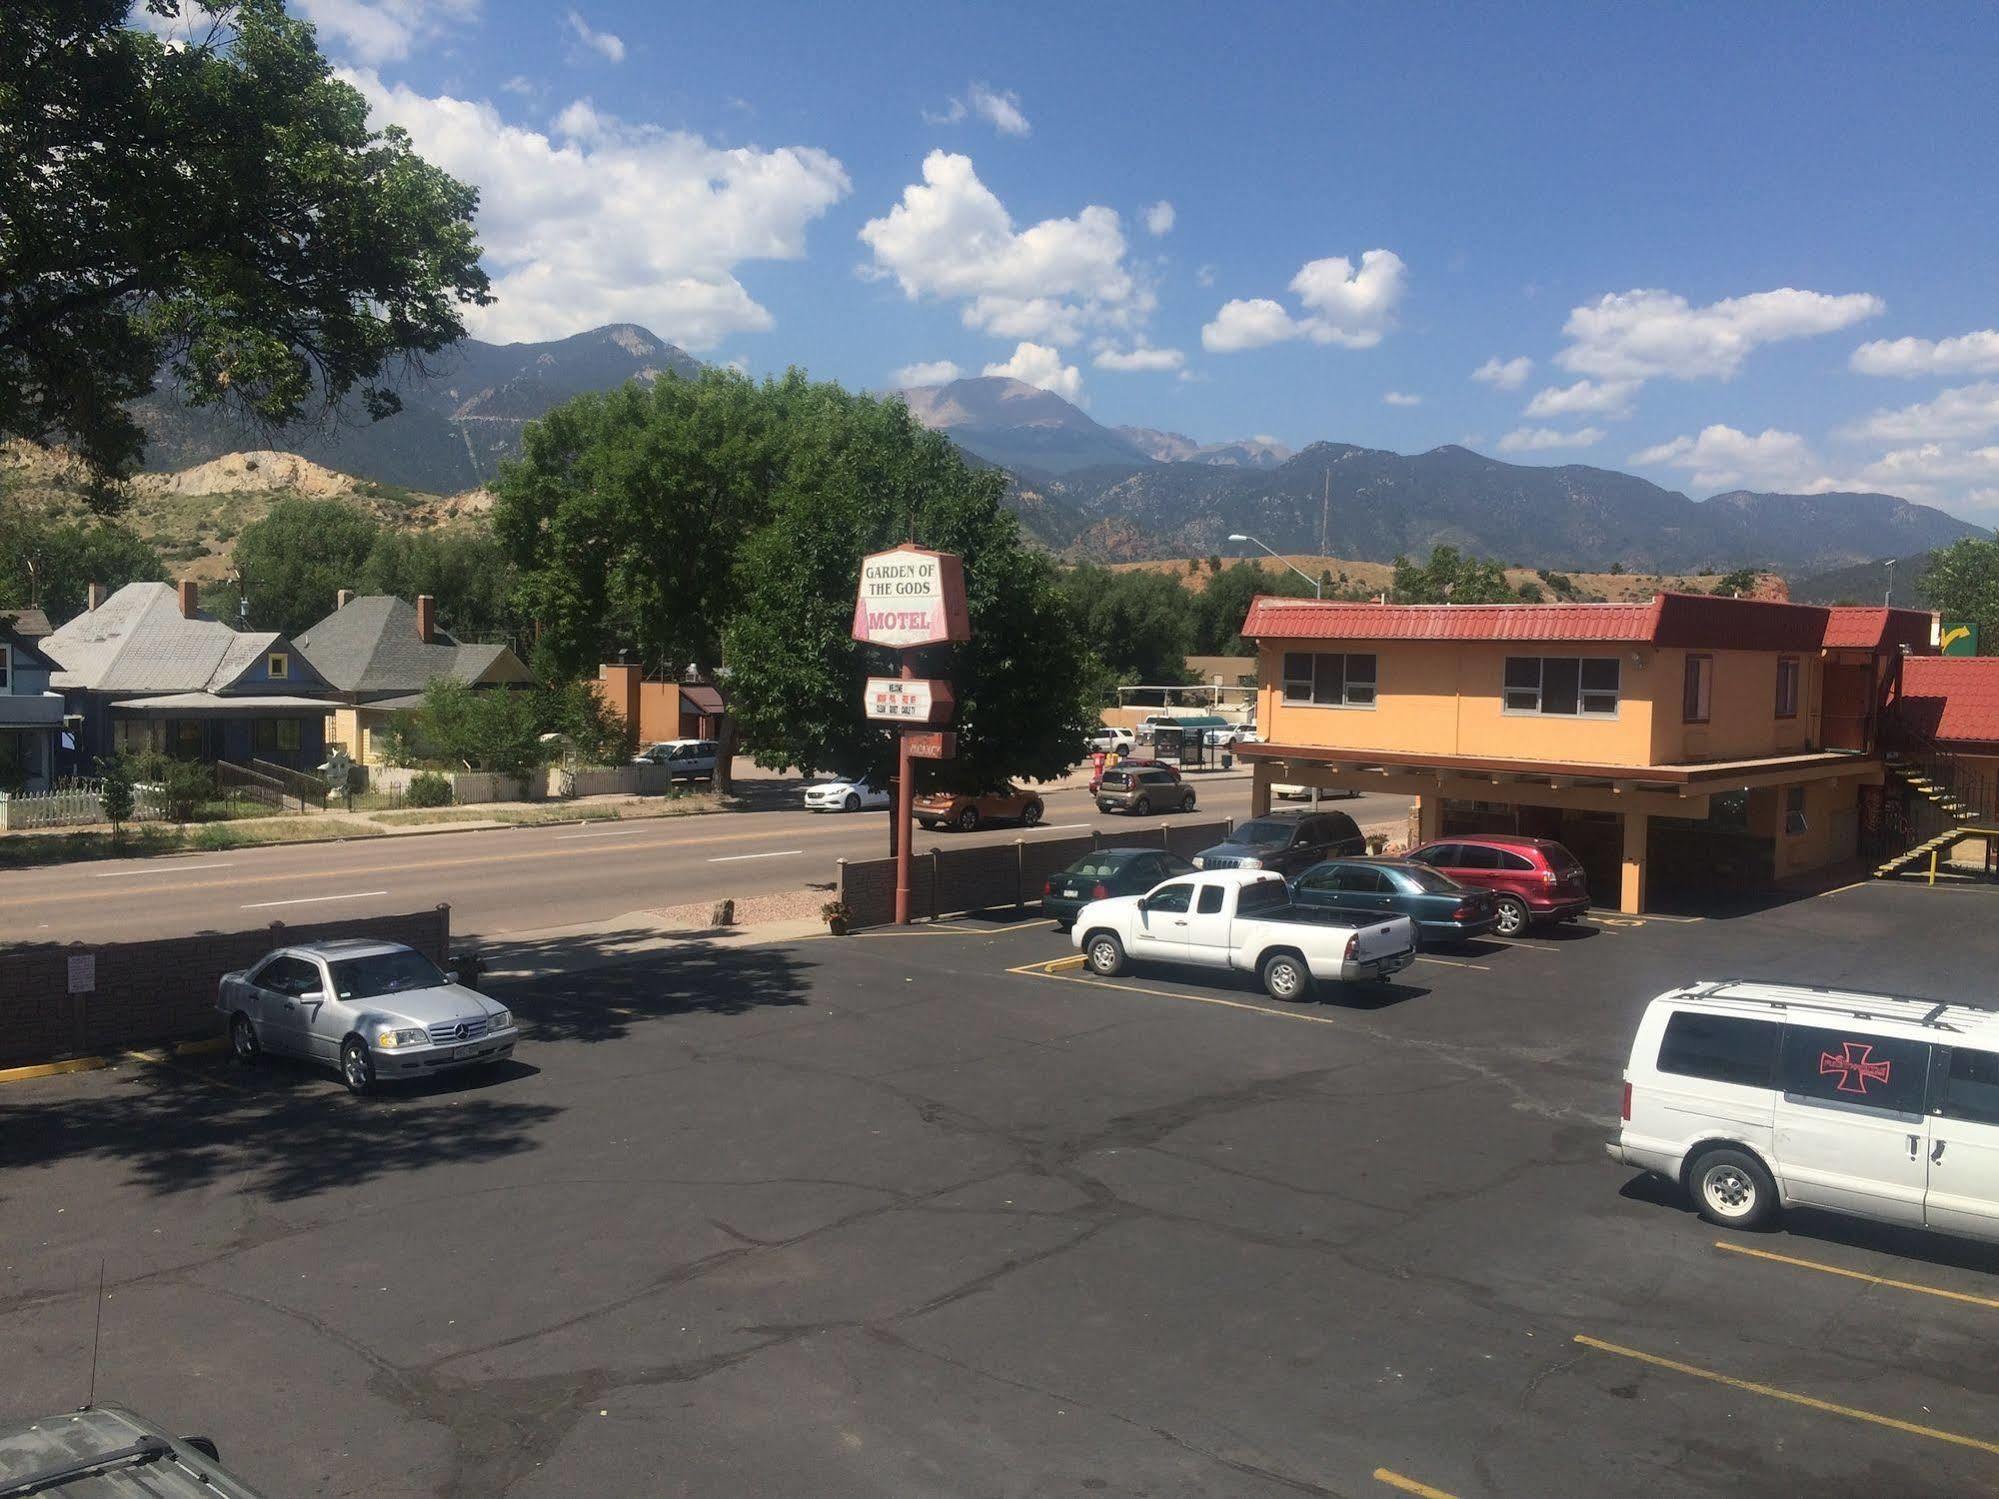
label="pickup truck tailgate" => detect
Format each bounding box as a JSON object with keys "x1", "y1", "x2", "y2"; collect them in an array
[{"x1": 1351, "y1": 916, "x2": 1415, "y2": 964}]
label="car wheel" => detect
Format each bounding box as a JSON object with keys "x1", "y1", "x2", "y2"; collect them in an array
[
  {"x1": 843, "y1": 792, "x2": 860, "y2": 812},
  {"x1": 1022, "y1": 801, "x2": 1042, "y2": 827},
  {"x1": 1492, "y1": 895, "x2": 1529, "y2": 937},
  {"x1": 1180, "y1": 792, "x2": 1196, "y2": 813},
  {"x1": 230, "y1": 1012, "x2": 260, "y2": 1063},
  {"x1": 339, "y1": 1037, "x2": 375, "y2": 1096},
  {"x1": 1689, "y1": 1147, "x2": 1777, "y2": 1230},
  {"x1": 956, "y1": 806, "x2": 980, "y2": 832},
  {"x1": 1133, "y1": 796, "x2": 1151, "y2": 816},
  {"x1": 1260, "y1": 951, "x2": 1313, "y2": 1002},
  {"x1": 1084, "y1": 931, "x2": 1126, "y2": 976}
]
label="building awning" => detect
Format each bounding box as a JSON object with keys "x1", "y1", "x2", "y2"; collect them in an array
[
  {"x1": 108, "y1": 693, "x2": 333, "y2": 716},
  {"x1": 1242, "y1": 740, "x2": 1868, "y2": 791},
  {"x1": 682, "y1": 684, "x2": 726, "y2": 715},
  {"x1": 0, "y1": 695, "x2": 64, "y2": 726}
]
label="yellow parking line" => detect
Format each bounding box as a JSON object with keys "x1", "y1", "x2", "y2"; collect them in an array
[
  {"x1": 1572, "y1": 1334, "x2": 1999, "y2": 1456},
  {"x1": 1714, "y1": 1240, "x2": 1999, "y2": 1311},
  {"x1": 0, "y1": 1055, "x2": 109, "y2": 1085},
  {"x1": 1007, "y1": 955, "x2": 1085, "y2": 975},
  {"x1": 1816, "y1": 882, "x2": 1868, "y2": 899},
  {"x1": 1374, "y1": 1469, "x2": 1459, "y2": 1499},
  {"x1": 1016, "y1": 965, "x2": 1341, "y2": 1027}
]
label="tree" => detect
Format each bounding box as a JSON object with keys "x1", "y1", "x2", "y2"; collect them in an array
[
  {"x1": 1709, "y1": 567, "x2": 1760, "y2": 597},
  {"x1": 1919, "y1": 539, "x2": 1999, "y2": 650},
  {"x1": 1190, "y1": 561, "x2": 1311, "y2": 655},
  {"x1": 0, "y1": 511, "x2": 167, "y2": 622},
  {"x1": 0, "y1": 1, "x2": 489, "y2": 484},
  {"x1": 360, "y1": 526, "x2": 520, "y2": 642},
  {"x1": 100, "y1": 761, "x2": 135, "y2": 838},
  {"x1": 1392, "y1": 546, "x2": 1514, "y2": 604},
  {"x1": 231, "y1": 497, "x2": 381, "y2": 637},
  {"x1": 377, "y1": 679, "x2": 553, "y2": 780},
  {"x1": 1058, "y1": 565, "x2": 1193, "y2": 685}
]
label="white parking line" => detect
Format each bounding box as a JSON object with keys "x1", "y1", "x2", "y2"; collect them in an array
[
  {"x1": 707, "y1": 849, "x2": 804, "y2": 863},
  {"x1": 242, "y1": 890, "x2": 388, "y2": 909},
  {"x1": 93, "y1": 862, "x2": 236, "y2": 878}
]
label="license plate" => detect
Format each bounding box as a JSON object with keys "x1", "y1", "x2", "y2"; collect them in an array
[{"x1": 454, "y1": 1043, "x2": 475, "y2": 1060}]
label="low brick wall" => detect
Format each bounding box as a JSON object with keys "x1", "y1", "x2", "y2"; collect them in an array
[
  {"x1": 0, "y1": 907, "x2": 451, "y2": 1066},
  {"x1": 838, "y1": 819, "x2": 1234, "y2": 929}
]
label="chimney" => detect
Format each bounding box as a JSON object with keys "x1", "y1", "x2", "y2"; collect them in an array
[
  {"x1": 415, "y1": 594, "x2": 436, "y2": 643},
  {"x1": 337, "y1": 588, "x2": 354, "y2": 611},
  {"x1": 87, "y1": 581, "x2": 106, "y2": 611},
  {"x1": 178, "y1": 579, "x2": 199, "y2": 619}
]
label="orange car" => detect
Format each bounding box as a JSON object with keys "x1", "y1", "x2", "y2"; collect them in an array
[{"x1": 914, "y1": 785, "x2": 1045, "y2": 832}]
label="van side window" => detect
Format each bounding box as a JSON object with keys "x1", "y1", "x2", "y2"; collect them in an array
[
  {"x1": 1778, "y1": 1024, "x2": 1931, "y2": 1115},
  {"x1": 1656, "y1": 1012, "x2": 1780, "y2": 1088},
  {"x1": 1940, "y1": 1048, "x2": 1999, "y2": 1127}
]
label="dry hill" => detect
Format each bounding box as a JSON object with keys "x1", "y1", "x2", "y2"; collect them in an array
[{"x1": 1114, "y1": 554, "x2": 1788, "y2": 603}]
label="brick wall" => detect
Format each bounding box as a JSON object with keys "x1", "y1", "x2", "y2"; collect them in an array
[
  {"x1": 0, "y1": 907, "x2": 450, "y2": 1066},
  {"x1": 838, "y1": 820, "x2": 1234, "y2": 929}
]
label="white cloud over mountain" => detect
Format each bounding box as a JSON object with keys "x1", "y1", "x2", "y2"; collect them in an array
[
  {"x1": 1559, "y1": 287, "x2": 1882, "y2": 382},
  {"x1": 894, "y1": 359, "x2": 961, "y2": 386},
  {"x1": 1524, "y1": 378, "x2": 1637, "y2": 419},
  {"x1": 1631, "y1": 425, "x2": 1836, "y2": 493},
  {"x1": 1851, "y1": 330, "x2": 1999, "y2": 378},
  {"x1": 984, "y1": 341, "x2": 1083, "y2": 401},
  {"x1": 1841, "y1": 382, "x2": 1999, "y2": 442},
  {"x1": 1472, "y1": 355, "x2": 1533, "y2": 390},
  {"x1": 1201, "y1": 250, "x2": 1406, "y2": 353},
  {"x1": 342, "y1": 72, "x2": 849, "y2": 348},
  {"x1": 1497, "y1": 425, "x2": 1603, "y2": 453}
]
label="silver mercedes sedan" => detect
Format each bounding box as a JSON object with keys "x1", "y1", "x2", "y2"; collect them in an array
[{"x1": 217, "y1": 938, "x2": 517, "y2": 1095}]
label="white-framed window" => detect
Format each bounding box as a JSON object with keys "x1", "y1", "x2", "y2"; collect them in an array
[
  {"x1": 1503, "y1": 655, "x2": 1620, "y2": 717},
  {"x1": 266, "y1": 651, "x2": 289, "y2": 680},
  {"x1": 1280, "y1": 651, "x2": 1377, "y2": 708}
]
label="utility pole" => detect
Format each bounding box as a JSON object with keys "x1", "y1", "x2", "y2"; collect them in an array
[
  {"x1": 1319, "y1": 472, "x2": 1329, "y2": 560},
  {"x1": 1883, "y1": 557, "x2": 1897, "y2": 608}
]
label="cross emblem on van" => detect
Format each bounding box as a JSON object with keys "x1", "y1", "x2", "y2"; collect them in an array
[{"x1": 1819, "y1": 1041, "x2": 1892, "y2": 1096}]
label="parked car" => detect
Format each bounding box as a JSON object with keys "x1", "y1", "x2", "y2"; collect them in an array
[
  {"x1": 1097, "y1": 764, "x2": 1196, "y2": 816},
  {"x1": 1204, "y1": 726, "x2": 1258, "y2": 748},
  {"x1": 1291, "y1": 858, "x2": 1499, "y2": 946},
  {"x1": 1086, "y1": 727, "x2": 1135, "y2": 755},
  {"x1": 1608, "y1": 980, "x2": 1999, "y2": 1242},
  {"x1": 803, "y1": 776, "x2": 891, "y2": 812},
  {"x1": 0, "y1": 1406, "x2": 270, "y2": 1497},
  {"x1": 1042, "y1": 848, "x2": 1195, "y2": 931},
  {"x1": 1071, "y1": 869, "x2": 1416, "y2": 999},
  {"x1": 1191, "y1": 810, "x2": 1366, "y2": 877},
  {"x1": 1404, "y1": 834, "x2": 1589, "y2": 935},
  {"x1": 914, "y1": 784, "x2": 1044, "y2": 831},
  {"x1": 634, "y1": 738, "x2": 719, "y2": 780},
  {"x1": 218, "y1": 938, "x2": 517, "y2": 1095}
]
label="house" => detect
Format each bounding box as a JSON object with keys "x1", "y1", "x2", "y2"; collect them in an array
[
  {"x1": 596, "y1": 662, "x2": 729, "y2": 745},
  {"x1": 294, "y1": 592, "x2": 535, "y2": 763},
  {"x1": 1237, "y1": 591, "x2": 1936, "y2": 913},
  {"x1": 0, "y1": 615, "x2": 64, "y2": 791},
  {"x1": 41, "y1": 581, "x2": 334, "y2": 770}
]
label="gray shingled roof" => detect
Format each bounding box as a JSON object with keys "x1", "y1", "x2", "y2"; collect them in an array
[
  {"x1": 42, "y1": 582, "x2": 322, "y2": 695},
  {"x1": 294, "y1": 595, "x2": 533, "y2": 697}
]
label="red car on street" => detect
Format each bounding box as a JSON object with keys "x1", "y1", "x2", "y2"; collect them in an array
[{"x1": 1404, "y1": 834, "x2": 1590, "y2": 935}]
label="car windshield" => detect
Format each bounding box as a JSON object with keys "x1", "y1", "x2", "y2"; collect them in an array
[
  {"x1": 1232, "y1": 819, "x2": 1294, "y2": 844},
  {"x1": 1391, "y1": 865, "x2": 1463, "y2": 893},
  {"x1": 328, "y1": 950, "x2": 447, "y2": 1000}
]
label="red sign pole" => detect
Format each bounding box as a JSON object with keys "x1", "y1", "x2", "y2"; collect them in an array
[{"x1": 894, "y1": 656, "x2": 915, "y2": 924}]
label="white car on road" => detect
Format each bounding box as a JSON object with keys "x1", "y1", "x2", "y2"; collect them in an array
[
  {"x1": 803, "y1": 777, "x2": 891, "y2": 812},
  {"x1": 1070, "y1": 869, "x2": 1416, "y2": 1000}
]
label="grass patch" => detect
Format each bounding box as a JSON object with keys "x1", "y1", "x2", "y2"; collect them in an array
[
  {"x1": 370, "y1": 796, "x2": 715, "y2": 829},
  {"x1": 0, "y1": 817, "x2": 382, "y2": 868}
]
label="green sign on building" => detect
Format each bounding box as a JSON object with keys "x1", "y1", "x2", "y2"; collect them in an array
[{"x1": 1940, "y1": 620, "x2": 1980, "y2": 656}]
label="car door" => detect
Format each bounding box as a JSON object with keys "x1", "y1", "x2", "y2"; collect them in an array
[
  {"x1": 1180, "y1": 881, "x2": 1233, "y2": 966},
  {"x1": 1771, "y1": 1022, "x2": 1933, "y2": 1225},
  {"x1": 1924, "y1": 1046, "x2": 1999, "y2": 1241},
  {"x1": 1336, "y1": 865, "x2": 1400, "y2": 918},
  {"x1": 255, "y1": 955, "x2": 315, "y2": 1056},
  {"x1": 1129, "y1": 880, "x2": 1195, "y2": 961},
  {"x1": 1291, "y1": 863, "x2": 1345, "y2": 911},
  {"x1": 293, "y1": 956, "x2": 341, "y2": 1063}
]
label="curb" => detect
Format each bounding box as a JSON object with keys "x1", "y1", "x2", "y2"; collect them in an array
[{"x1": 0, "y1": 1034, "x2": 230, "y2": 1088}]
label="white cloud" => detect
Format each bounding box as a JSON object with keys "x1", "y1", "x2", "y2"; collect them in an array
[
  {"x1": 1841, "y1": 382, "x2": 1999, "y2": 443},
  {"x1": 1496, "y1": 426, "x2": 1605, "y2": 454},
  {"x1": 565, "y1": 7, "x2": 625, "y2": 62},
  {"x1": 1143, "y1": 200, "x2": 1175, "y2": 237},
  {"x1": 1523, "y1": 378, "x2": 1639, "y2": 420},
  {"x1": 290, "y1": 0, "x2": 479, "y2": 64},
  {"x1": 859, "y1": 151, "x2": 1148, "y2": 347},
  {"x1": 983, "y1": 341, "x2": 1082, "y2": 402},
  {"x1": 342, "y1": 72, "x2": 849, "y2": 348},
  {"x1": 1382, "y1": 390, "x2": 1422, "y2": 407},
  {"x1": 1629, "y1": 424, "x2": 1838, "y2": 492},
  {"x1": 926, "y1": 84, "x2": 1030, "y2": 137},
  {"x1": 1851, "y1": 330, "x2": 1999, "y2": 378},
  {"x1": 1852, "y1": 443, "x2": 1999, "y2": 498},
  {"x1": 1195, "y1": 264, "x2": 1216, "y2": 288},
  {"x1": 1094, "y1": 344, "x2": 1185, "y2": 373},
  {"x1": 1471, "y1": 355, "x2": 1533, "y2": 390},
  {"x1": 1558, "y1": 286, "x2": 1882, "y2": 382},
  {"x1": 1201, "y1": 250, "x2": 1406, "y2": 353},
  {"x1": 502, "y1": 74, "x2": 538, "y2": 97},
  {"x1": 894, "y1": 359, "x2": 961, "y2": 386}
]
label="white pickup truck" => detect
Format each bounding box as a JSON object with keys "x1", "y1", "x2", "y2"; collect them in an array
[{"x1": 1070, "y1": 869, "x2": 1417, "y2": 1000}]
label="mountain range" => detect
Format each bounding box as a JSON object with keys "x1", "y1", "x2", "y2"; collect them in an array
[{"x1": 117, "y1": 323, "x2": 1986, "y2": 575}]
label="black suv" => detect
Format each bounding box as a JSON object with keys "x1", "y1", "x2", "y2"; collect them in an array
[
  {"x1": 1096, "y1": 764, "x2": 1196, "y2": 816},
  {"x1": 1192, "y1": 809, "x2": 1366, "y2": 877}
]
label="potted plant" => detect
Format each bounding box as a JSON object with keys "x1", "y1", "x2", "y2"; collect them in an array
[
  {"x1": 821, "y1": 899, "x2": 852, "y2": 936},
  {"x1": 1365, "y1": 832, "x2": 1390, "y2": 855}
]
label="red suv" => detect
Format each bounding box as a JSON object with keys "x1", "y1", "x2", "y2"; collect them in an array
[{"x1": 1405, "y1": 835, "x2": 1590, "y2": 935}]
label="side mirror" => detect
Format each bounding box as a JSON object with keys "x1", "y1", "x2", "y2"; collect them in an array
[
  {"x1": 1134, "y1": 896, "x2": 1150, "y2": 912},
  {"x1": 298, "y1": 988, "x2": 326, "y2": 1003}
]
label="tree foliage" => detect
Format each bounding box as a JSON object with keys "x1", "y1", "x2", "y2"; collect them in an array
[
  {"x1": 1189, "y1": 561, "x2": 1312, "y2": 655},
  {"x1": 0, "y1": 510, "x2": 167, "y2": 621},
  {"x1": 1392, "y1": 546, "x2": 1514, "y2": 604},
  {"x1": 0, "y1": 0, "x2": 490, "y2": 483},
  {"x1": 1708, "y1": 567, "x2": 1761, "y2": 597},
  {"x1": 377, "y1": 678, "x2": 629, "y2": 779},
  {"x1": 356, "y1": 526, "x2": 519, "y2": 642},
  {"x1": 1919, "y1": 538, "x2": 1999, "y2": 651},
  {"x1": 1057, "y1": 565, "x2": 1193, "y2": 685}
]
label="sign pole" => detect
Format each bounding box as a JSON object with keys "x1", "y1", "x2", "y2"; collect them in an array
[{"x1": 894, "y1": 656, "x2": 915, "y2": 924}]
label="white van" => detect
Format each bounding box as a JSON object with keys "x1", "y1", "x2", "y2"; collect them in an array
[{"x1": 1609, "y1": 981, "x2": 1999, "y2": 1242}]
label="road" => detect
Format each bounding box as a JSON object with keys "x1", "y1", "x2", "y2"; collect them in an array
[{"x1": 0, "y1": 776, "x2": 1412, "y2": 944}]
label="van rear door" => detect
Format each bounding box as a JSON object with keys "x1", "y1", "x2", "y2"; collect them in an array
[
  {"x1": 1771, "y1": 1022, "x2": 1933, "y2": 1226},
  {"x1": 1924, "y1": 1046, "x2": 1999, "y2": 1241}
]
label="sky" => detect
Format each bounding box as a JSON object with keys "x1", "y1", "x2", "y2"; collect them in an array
[{"x1": 167, "y1": 1, "x2": 1999, "y2": 519}]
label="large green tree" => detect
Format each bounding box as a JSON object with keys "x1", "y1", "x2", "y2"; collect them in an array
[
  {"x1": 1057, "y1": 565, "x2": 1194, "y2": 685},
  {"x1": 1392, "y1": 545, "x2": 1515, "y2": 604},
  {"x1": 231, "y1": 496, "x2": 381, "y2": 637},
  {"x1": 0, "y1": 0, "x2": 490, "y2": 485},
  {"x1": 1919, "y1": 538, "x2": 1999, "y2": 651},
  {"x1": 360, "y1": 526, "x2": 520, "y2": 642},
  {"x1": 1190, "y1": 561, "x2": 1313, "y2": 655},
  {"x1": 0, "y1": 511, "x2": 167, "y2": 621}
]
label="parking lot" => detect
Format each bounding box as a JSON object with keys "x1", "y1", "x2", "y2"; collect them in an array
[{"x1": 3, "y1": 877, "x2": 1998, "y2": 1496}]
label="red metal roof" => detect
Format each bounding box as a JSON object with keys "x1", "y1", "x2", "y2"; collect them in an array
[
  {"x1": 1823, "y1": 606, "x2": 1934, "y2": 652},
  {"x1": 1240, "y1": 591, "x2": 1830, "y2": 651},
  {"x1": 1897, "y1": 656, "x2": 1999, "y2": 746}
]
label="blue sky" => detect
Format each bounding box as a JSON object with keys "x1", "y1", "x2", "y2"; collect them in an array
[{"x1": 235, "y1": 2, "x2": 1999, "y2": 516}]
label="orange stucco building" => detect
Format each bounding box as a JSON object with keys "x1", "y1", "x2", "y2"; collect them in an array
[{"x1": 1238, "y1": 593, "x2": 1935, "y2": 913}]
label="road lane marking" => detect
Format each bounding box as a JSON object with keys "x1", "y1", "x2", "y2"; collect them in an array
[
  {"x1": 1713, "y1": 1240, "x2": 1999, "y2": 1311},
  {"x1": 92, "y1": 862, "x2": 237, "y2": 877},
  {"x1": 708, "y1": 849, "x2": 804, "y2": 863},
  {"x1": 1816, "y1": 881, "x2": 1868, "y2": 899},
  {"x1": 242, "y1": 890, "x2": 389, "y2": 910},
  {"x1": 1374, "y1": 1469, "x2": 1459, "y2": 1499},
  {"x1": 1025, "y1": 822, "x2": 1091, "y2": 833},
  {"x1": 1414, "y1": 954, "x2": 1489, "y2": 971},
  {"x1": 554, "y1": 827, "x2": 654, "y2": 840},
  {"x1": 1008, "y1": 959, "x2": 1342, "y2": 1027},
  {"x1": 1571, "y1": 1334, "x2": 1999, "y2": 1456}
]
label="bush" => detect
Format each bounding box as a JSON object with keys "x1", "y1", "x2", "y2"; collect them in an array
[
  {"x1": 405, "y1": 771, "x2": 453, "y2": 808},
  {"x1": 122, "y1": 752, "x2": 214, "y2": 823}
]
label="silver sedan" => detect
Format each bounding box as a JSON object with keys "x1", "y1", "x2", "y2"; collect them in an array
[{"x1": 218, "y1": 938, "x2": 516, "y2": 1095}]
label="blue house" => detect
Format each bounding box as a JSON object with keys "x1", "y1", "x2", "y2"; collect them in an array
[
  {"x1": 41, "y1": 581, "x2": 334, "y2": 771},
  {"x1": 0, "y1": 609, "x2": 64, "y2": 791}
]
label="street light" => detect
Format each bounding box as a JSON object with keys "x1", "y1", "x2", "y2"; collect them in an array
[
  {"x1": 1883, "y1": 557, "x2": 1897, "y2": 608},
  {"x1": 1227, "y1": 532, "x2": 1322, "y2": 598}
]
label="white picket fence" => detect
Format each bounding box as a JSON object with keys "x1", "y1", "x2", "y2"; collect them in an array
[{"x1": 0, "y1": 780, "x2": 169, "y2": 831}]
